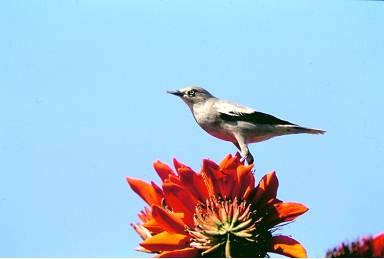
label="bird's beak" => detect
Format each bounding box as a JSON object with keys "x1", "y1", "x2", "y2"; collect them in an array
[{"x1": 167, "y1": 90, "x2": 183, "y2": 97}]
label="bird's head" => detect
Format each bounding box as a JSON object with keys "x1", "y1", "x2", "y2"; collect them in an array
[{"x1": 167, "y1": 86, "x2": 214, "y2": 107}]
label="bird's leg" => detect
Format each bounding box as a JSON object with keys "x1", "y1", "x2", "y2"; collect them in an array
[
  {"x1": 233, "y1": 142, "x2": 240, "y2": 150},
  {"x1": 234, "y1": 134, "x2": 254, "y2": 164},
  {"x1": 232, "y1": 142, "x2": 242, "y2": 159},
  {"x1": 245, "y1": 152, "x2": 254, "y2": 165}
]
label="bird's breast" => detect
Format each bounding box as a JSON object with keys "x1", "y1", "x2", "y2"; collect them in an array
[{"x1": 192, "y1": 104, "x2": 236, "y2": 142}]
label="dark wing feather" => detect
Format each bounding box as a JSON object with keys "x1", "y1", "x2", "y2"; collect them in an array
[{"x1": 219, "y1": 111, "x2": 296, "y2": 125}]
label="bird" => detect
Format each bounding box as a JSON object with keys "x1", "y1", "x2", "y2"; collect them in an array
[{"x1": 167, "y1": 86, "x2": 325, "y2": 164}]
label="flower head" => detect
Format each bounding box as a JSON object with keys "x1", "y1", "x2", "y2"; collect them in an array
[
  {"x1": 127, "y1": 153, "x2": 308, "y2": 257},
  {"x1": 326, "y1": 232, "x2": 384, "y2": 258}
]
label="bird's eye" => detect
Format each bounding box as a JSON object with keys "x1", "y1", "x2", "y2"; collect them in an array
[{"x1": 187, "y1": 90, "x2": 196, "y2": 97}]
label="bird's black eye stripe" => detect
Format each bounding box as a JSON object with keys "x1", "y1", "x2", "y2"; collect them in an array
[{"x1": 187, "y1": 90, "x2": 196, "y2": 97}]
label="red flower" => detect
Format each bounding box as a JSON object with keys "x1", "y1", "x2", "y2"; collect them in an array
[
  {"x1": 326, "y1": 232, "x2": 384, "y2": 258},
  {"x1": 127, "y1": 153, "x2": 308, "y2": 257}
]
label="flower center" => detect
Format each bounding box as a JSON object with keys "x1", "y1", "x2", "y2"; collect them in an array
[{"x1": 188, "y1": 197, "x2": 271, "y2": 258}]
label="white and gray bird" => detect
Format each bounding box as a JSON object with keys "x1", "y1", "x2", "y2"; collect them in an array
[{"x1": 167, "y1": 86, "x2": 325, "y2": 164}]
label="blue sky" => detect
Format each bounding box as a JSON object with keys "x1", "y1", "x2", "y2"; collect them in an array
[{"x1": 0, "y1": 0, "x2": 383, "y2": 257}]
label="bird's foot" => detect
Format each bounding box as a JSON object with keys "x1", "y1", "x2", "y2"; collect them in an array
[{"x1": 240, "y1": 153, "x2": 254, "y2": 165}]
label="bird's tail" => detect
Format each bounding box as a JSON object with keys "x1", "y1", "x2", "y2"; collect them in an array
[{"x1": 293, "y1": 126, "x2": 326, "y2": 135}]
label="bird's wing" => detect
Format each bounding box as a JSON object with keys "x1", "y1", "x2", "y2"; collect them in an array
[{"x1": 215, "y1": 100, "x2": 295, "y2": 126}]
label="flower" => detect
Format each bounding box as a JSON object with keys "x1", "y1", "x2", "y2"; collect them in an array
[
  {"x1": 127, "y1": 153, "x2": 308, "y2": 258},
  {"x1": 326, "y1": 232, "x2": 384, "y2": 258}
]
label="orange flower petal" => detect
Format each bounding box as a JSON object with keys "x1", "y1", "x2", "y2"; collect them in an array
[
  {"x1": 178, "y1": 167, "x2": 209, "y2": 202},
  {"x1": 253, "y1": 171, "x2": 279, "y2": 205},
  {"x1": 235, "y1": 164, "x2": 254, "y2": 198},
  {"x1": 151, "y1": 205, "x2": 186, "y2": 234},
  {"x1": 217, "y1": 173, "x2": 236, "y2": 198},
  {"x1": 165, "y1": 174, "x2": 182, "y2": 185},
  {"x1": 162, "y1": 183, "x2": 196, "y2": 225},
  {"x1": 142, "y1": 218, "x2": 164, "y2": 234},
  {"x1": 270, "y1": 235, "x2": 307, "y2": 258},
  {"x1": 220, "y1": 153, "x2": 242, "y2": 171},
  {"x1": 373, "y1": 232, "x2": 384, "y2": 257},
  {"x1": 140, "y1": 231, "x2": 189, "y2": 251},
  {"x1": 201, "y1": 159, "x2": 224, "y2": 196},
  {"x1": 219, "y1": 154, "x2": 233, "y2": 169},
  {"x1": 173, "y1": 158, "x2": 191, "y2": 173},
  {"x1": 267, "y1": 202, "x2": 309, "y2": 226},
  {"x1": 153, "y1": 161, "x2": 176, "y2": 182},
  {"x1": 126, "y1": 177, "x2": 162, "y2": 206},
  {"x1": 152, "y1": 181, "x2": 163, "y2": 198},
  {"x1": 220, "y1": 154, "x2": 242, "y2": 194},
  {"x1": 156, "y1": 247, "x2": 200, "y2": 258},
  {"x1": 243, "y1": 186, "x2": 254, "y2": 201}
]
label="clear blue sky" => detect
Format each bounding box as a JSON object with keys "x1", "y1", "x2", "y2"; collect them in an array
[{"x1": 1, "y1": 0, "x2": 383, "y2": 257}]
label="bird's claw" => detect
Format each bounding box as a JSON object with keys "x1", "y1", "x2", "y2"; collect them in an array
[{"x1": 240, "y1": 153, "x2": 254, "y2": 165}]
